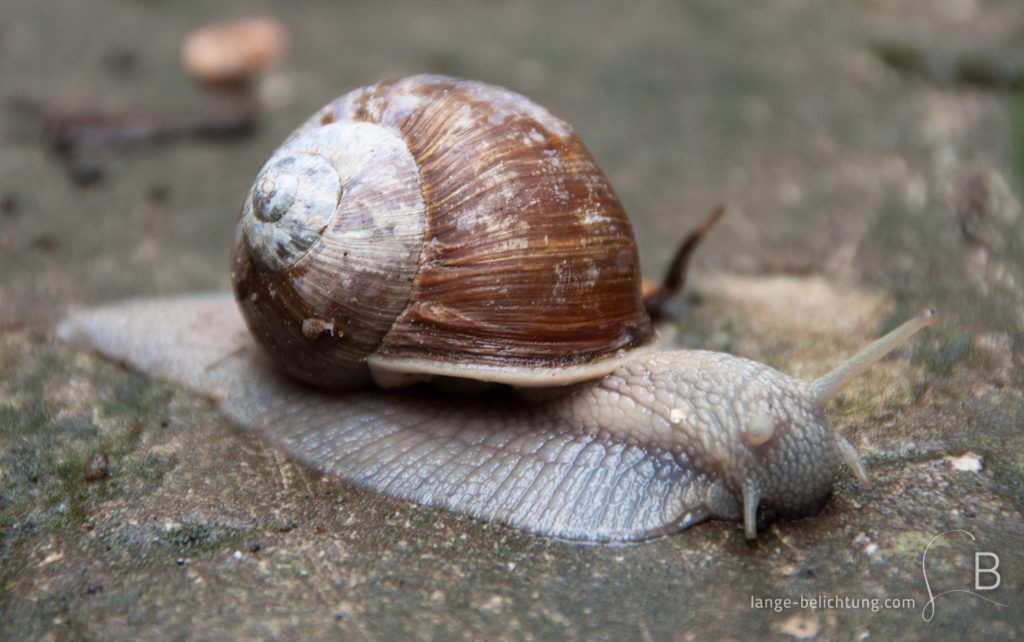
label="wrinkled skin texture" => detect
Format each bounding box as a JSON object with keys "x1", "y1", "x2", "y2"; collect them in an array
[{"x1": 57, "y1": 295, "x2": 849, "y2": 541}]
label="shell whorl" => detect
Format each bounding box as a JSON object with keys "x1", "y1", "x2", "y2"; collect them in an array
[
  {"x1": 233, "y1": 121, "x2": 427, "y2": 387},
  {"x1": 241, "y1": 121, "x2": 425, "y2": 274}
]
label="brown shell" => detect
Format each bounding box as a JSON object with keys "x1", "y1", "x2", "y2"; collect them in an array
[{"x1": 231, "y1": 75, "x2": 654, "y2": 388}]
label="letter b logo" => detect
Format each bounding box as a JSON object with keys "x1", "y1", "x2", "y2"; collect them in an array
[{"x1": 975, "y1": 553, "x2": 1000, "y2": 590}]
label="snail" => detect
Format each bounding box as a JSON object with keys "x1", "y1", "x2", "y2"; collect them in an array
[{"x1": 57, "y1": 75, "x2": 937, "y2": 541}]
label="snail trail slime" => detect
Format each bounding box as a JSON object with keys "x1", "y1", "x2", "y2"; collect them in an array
[{"x1": 57, "y1": 76, "x2": 937, "y2": 542}]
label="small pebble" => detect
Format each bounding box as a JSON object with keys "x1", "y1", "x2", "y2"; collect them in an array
[
  {"x1": 780, "y1": 615, "x2": 819, "y2": 640},
  {"x1": 181, "y1": 16, "x2": 288, "y2": 87},
  {"x1": 279, "y1": 521, "x2": 297, "y2": 532},
  {"x1": 951, "y1": 452, "x2": 983, "y2": 472},
  {"x1": 84, "y1": 451, "x2": 110, "y2": 481}
]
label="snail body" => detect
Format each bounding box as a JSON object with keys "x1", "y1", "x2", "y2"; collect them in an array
[{"x1": 57, "y1": 77, "x2": 938, "y2": 540}]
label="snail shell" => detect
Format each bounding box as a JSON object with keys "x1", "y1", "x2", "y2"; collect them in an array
[{"x1": 231, "y1": 75, "x2": 654, "y2": 389}]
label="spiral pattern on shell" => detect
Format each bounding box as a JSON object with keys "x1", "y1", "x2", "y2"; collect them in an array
[{"x1": 231, "y1": 75, "x2": 654, "y2": 388}]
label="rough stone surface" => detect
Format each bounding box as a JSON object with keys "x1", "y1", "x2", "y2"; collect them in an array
[{"x1": 1, "y1": 0, "x2": 1023, "y2": 639}]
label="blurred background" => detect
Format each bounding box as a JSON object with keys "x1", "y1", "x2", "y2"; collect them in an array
[
  {"x1": 1, "y1": 0, "x2": 1020, "y2": 327},
  {"x1": 1, "y1": 0, "x2": 1023, "y2": 639}
]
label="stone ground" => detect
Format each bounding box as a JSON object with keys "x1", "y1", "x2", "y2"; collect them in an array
[{"x1": 1, "y1": 0, "x2": 1023, "y2": 639}]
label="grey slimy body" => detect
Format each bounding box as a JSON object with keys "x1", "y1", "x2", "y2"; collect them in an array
[
  {"x1": 565, "y1": 354, "x2": 842, "y2": 533},
  {"x1": 56, "y1": 295, "x2": 934, "y2": 541}
]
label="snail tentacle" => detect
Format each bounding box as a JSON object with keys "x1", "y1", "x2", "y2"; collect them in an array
[
  {"x1": 743, "y1": 477, "x2": 762, "y2": 540},
  {"x1": 835, "y1": 433, "x2": 870, "y2": 488},
  {"x1": 811, "y1": 309, "x2": 937, "y2": 407}
]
